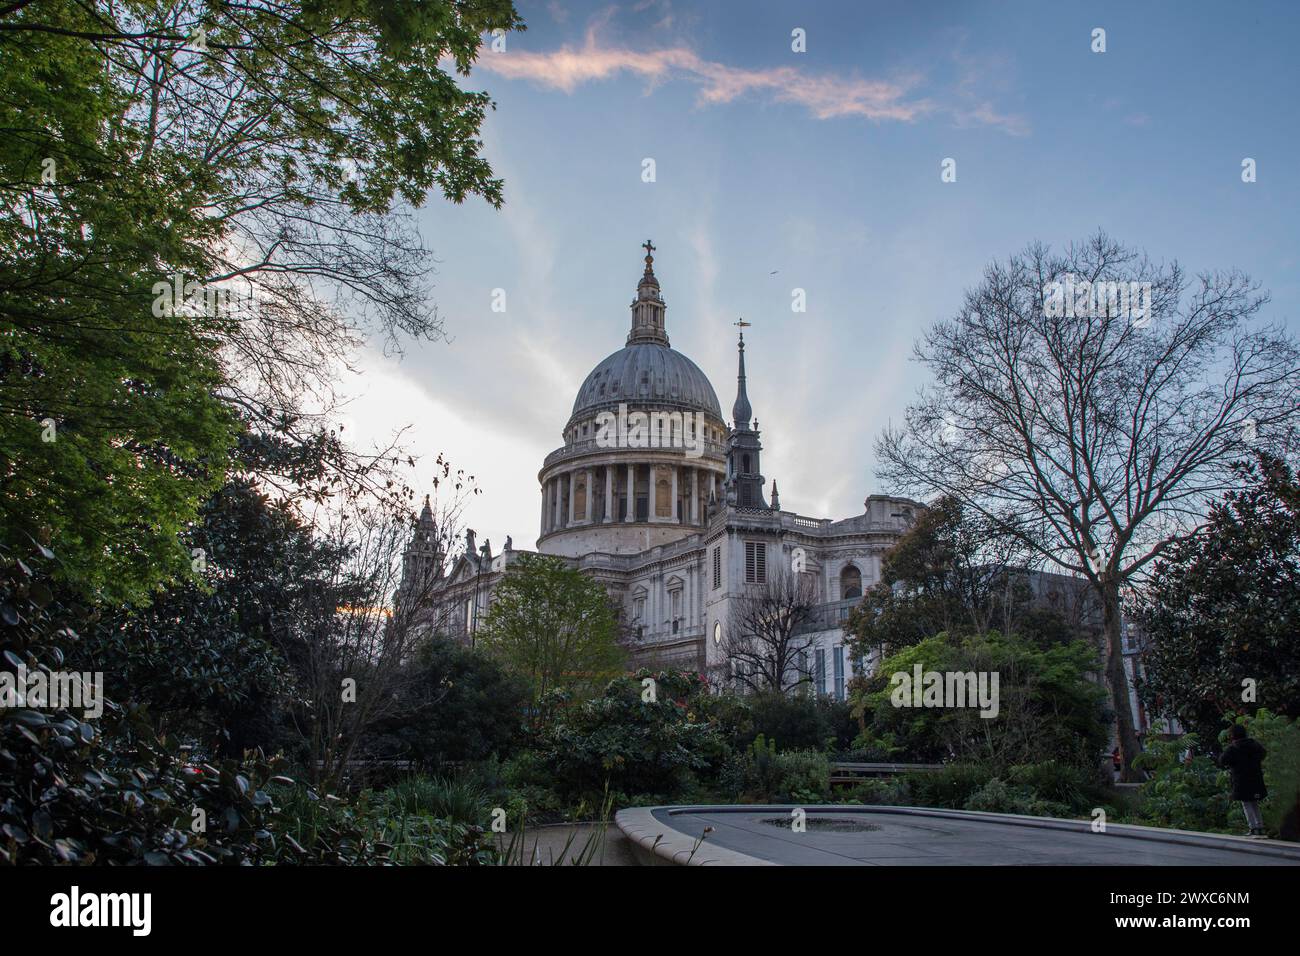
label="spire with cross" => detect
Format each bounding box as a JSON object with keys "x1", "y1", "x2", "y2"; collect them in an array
[
  {"x1": 725, "y1": 316, "x2": 769, "y2": 509},
  {"x1": 732, "y1": 320, "x2": 752, "y2": 426}
]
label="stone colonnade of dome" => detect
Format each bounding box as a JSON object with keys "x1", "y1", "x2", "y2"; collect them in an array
[{"x1": 537, "y1": 435, "x2": 726, "y2": 557}]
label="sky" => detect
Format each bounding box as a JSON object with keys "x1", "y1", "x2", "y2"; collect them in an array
[{"x1": 335, "y1": 0, "x2": 1300, "y2": 554}]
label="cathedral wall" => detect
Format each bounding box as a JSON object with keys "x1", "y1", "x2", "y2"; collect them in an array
[{"x1": 540, "y1": 522, "x2": 700, "y2": 558}]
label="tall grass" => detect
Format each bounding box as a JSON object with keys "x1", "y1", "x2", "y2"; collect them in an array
[{"x1": 382, "y1": 775, "x2": 488, "y2": 826}]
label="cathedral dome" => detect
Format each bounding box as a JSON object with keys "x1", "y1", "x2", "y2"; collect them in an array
[
  {"x1": 570, "y1": 343, "x2": 722, "y2": 422},
  {"x1": 538, "y1": 243, "x2": 729, "y2": 559}
]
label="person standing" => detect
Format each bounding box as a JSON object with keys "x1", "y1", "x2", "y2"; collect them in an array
[{"x1": 1220, "y1": 724, "x2": 1268, "y2": 838}]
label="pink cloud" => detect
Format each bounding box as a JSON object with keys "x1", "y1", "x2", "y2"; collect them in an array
[{"x1": 476, "y1": 24, "x2": 939, "y2": 125}]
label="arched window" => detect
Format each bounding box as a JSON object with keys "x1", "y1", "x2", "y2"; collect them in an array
[{"x1": 840, "y1": 564, "x2": 862, "y2": 600}]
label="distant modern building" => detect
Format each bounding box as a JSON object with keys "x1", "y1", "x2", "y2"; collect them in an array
[{"x1": 398, "y1": 242, "x2": 922, "y2": 692}]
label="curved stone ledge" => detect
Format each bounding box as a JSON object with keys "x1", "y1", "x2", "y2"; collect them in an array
[
  {"x1": 614, "y1": 807, "x2": 774, "y2": 866},
  {"x1": 617, "y1": 804, "x2": 1300, "y2": 866}
]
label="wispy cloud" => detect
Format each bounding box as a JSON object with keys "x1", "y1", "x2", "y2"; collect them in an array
[
  {"x1": 955, "y1": 100, "x2": 1030, "y2": 137},
  {"x1": 476, "y1": 20, "x2": 960, "y2": 126},
  {"x1": 950, "y1": 44, "x2": 1030, "y2": 136}
]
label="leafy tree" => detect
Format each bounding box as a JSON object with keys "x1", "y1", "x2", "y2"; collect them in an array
[
  {"x1": 65, "y1": 437, "x2": 481, "y2": 779},
  {"x1": 1137, "y1": 454, "x2": 1300, "y2": 741},
  {"x1": 67, "y1": 474, "x2": 328, "y2": 756},
  {"x1": 846, "y1": 496, "x2": 1063, "y2": 655},
  {"x1": 0, "y1": 0, "x2": 523, "y2": 601},
  {"x1": 876, "y1": 233, "x2": 1300, "y2": 778},
  {"x1": 369, "y1": 636, "x2": 529, "y2": 769},
  {"x1": 0, "y1": 2, "x2": 237, "y2": 600},
  {"x1": 476, "y1": 553, "x2": 625, "y2": 705},
  {"x1": 852, "y1": 631, "x2": 1108, "y2": 767}
]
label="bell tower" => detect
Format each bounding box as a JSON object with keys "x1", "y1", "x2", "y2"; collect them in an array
[{"x1": 399, "y1": 496, "x2": 443, "y2": 600}]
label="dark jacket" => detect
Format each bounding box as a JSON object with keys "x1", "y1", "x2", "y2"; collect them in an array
[{"x1": 1220, "y1": 737, "x2": 1267, "y2": 801}]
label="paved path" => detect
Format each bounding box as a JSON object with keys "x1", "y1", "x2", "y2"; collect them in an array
[{"x1": 628, "y1": 806, "x2": 1300, "y2": 866}]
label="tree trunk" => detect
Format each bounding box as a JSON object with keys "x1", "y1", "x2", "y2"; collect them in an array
[{"x1": 1100, "y1": 575, "x2": 1143, "y2": 782}]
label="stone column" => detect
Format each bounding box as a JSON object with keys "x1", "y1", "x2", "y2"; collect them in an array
[
  {"x1": 625, "y1": 463, "x2": 634, "y2": 522},
  {"x1": 567, "y1": 471, "x2": 575, "y2": 525},
  {"x1": 690, "y1": 468, "x2": 699, "y2": 524},
  {"x1": 552, "y1": 478, "x2": 561, "y2": 530},
  {"x1": 671, "y1": 465, "x2": 679, "y2": 522},
  {"x1": 541, "y1": 483, "x2": 549, "y2": 534},
  {"x1": 585, "y1": 467, "x2": 594, "y2": 522},
  {"x1": 604, "y1": 467, "x2": 613, "y2": 522},
  {"x1": 687, "y1": 566, "x2": 694, "y2": 630}
]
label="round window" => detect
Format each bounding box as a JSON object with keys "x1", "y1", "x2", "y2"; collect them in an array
[{"x1": 713, "y1": 621, "x2": 722, "y2": 645}]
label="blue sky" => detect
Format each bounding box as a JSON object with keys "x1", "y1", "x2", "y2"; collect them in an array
[{"x1": 339, "y1": 0, "x2": 1300, "y2": 553}]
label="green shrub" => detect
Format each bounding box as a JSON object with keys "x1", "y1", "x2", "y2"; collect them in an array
[
  {"x1": 773, "y1": 750, "x2": 831, "y2": 802},
  {"x1": 741, "y1": 692, "x2": 855, "y2": 752},
  {"x1": 963, "y1": 778, "x2": 1020, "y2": 813},
  {"x1": 492, "y1": 751, "x2": 565, "y2": 822},
  {"x1": 841, "y1": 776, "x2": 912, "y2": 806},
  {"x1": 502, "y1": 750, "x2": 552, "y2": 789},
  {"x1": 841, "y1": 732, "x2": 905, "y2": 762},
  {"x1": 0, "y1": 545, "x2": 394, "y2": 865},
  {"x1": 959, "y1": 777, "x2": 1075, "y2": 818},
  {"x1": 1006, "y1": 760, "x2": 1110, "y2": 812},
  {"x1": 713, "y1": 749, "x2": 751, "y2": 801},
  {"x1": 1132, "y1": 735, "x2": 1234, "y2": 833},
  {"x1": 694, "y1": 691, "x2": 753, "y2": 744},
  {"x1": 533, "y1": 670, "x2": 727, "y2": 804},
  {"x1": 904, "y1": 763, "x2": 994, "y2": 809},
  {"x1": 731, "y1": 736, "x2": 830, "y2": 802}
]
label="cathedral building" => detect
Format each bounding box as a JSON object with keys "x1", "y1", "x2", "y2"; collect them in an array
[{"x1": 400, "y1": 242, "x2": 925, "y2": 695}]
